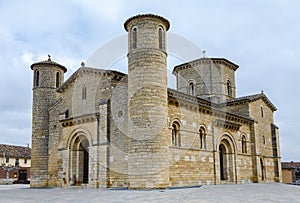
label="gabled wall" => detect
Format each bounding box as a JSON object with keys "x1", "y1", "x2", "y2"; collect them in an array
[{"x1": 248, "y1": 99, "x2": 281, "y2": 182}]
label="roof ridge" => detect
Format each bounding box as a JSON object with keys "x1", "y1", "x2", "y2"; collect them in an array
[
  {"x1": 226, "y1": 92, "x2": 277, "y2": 111},
  {"x1": 0, "y1": 144, "x2": 31, "y2": 159},
  {"x1": 30, "y1": 58, "x2": 67, "y2": 72},
  {"x1": 229, "y1": 93, "x2": 263, "y2": 102}
]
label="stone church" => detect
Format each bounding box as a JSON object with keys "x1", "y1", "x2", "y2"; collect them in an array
[{"x1": 30, "y1": 14, "x2": 282, "y2": 189}]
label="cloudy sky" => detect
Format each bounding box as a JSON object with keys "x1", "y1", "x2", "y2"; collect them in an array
[{"x1": 0, "y1": 0, "x2": 299, "y2": 162}]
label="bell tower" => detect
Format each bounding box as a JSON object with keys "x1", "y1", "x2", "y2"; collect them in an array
[
  {"x1": 30, "y1": 55, "x2": 67, "y2": 188},
  {"x1": 125, "y1": 14, "x2": 170, "y2": 189}
]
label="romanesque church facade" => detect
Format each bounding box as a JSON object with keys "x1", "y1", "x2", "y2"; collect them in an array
[{"x1": 30, "y1": 14, "x2": 282, "y2": 189}]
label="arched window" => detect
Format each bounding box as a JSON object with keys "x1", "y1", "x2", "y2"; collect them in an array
[
  {"x1": 132, "y1": 27, "x2": 137, "y2": 49},
  {"x1": 56, "y1": 72, "x2": 60, "y2": 88},
  {"x1": 199, "y1": 127, "x2": 206, "y2": 149},
  {"x1": 82, "y1": 85, "x2": 86, "y2": 100},
  {"x1": 35, "y1": 70, "x2": 39, "y2": 87},
  {"x1": 242, "y1": 135, "x2": 247, "y2": 153},
  {"x1": 172, "y1": 122, "x2": 181, "y2": 147},
  {"x1": 188, "y1": 81, "x2": 195, "y2": 96},
  {"x1": 262, "y1": 135, "x2": 266, "y2": 145},
  {"x1": 159, "y1": 27, "x2": 163, "y2": 50},
  {"x1": 227, "y1": 80, "x2": 232, "y2": 97},
  {"x1": 261, "y1": 106, "x2": 264, "y2": 118}
]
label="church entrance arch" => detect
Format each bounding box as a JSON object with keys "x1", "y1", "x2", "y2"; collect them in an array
[
  {"x1": 218, "y1": 136, "x2": 236, "y2": 183},
  {"x1": 69, "y1": 134, "x2": 90, "y2": 185}
]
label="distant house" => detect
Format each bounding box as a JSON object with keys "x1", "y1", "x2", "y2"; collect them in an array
[
  {"x1": 282, "y1": 161, "x2": 300, "y2": 184},
  {"x1": 0, "y1": 144, "x2": 31, "y2": 184}
]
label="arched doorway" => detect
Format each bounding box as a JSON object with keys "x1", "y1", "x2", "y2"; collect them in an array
[
  {"x1": 219, "y1": 137, "x2": 236, "y2": 183},
  {"x1": 70, "y1": 135, "x2": 89, "y2": 185},
  {"x1": 260, "y1": 158, "x2": 265, "y2": 181},
  {"x1": 219, "y1": 144, "x2": 227, "y2": 180}
]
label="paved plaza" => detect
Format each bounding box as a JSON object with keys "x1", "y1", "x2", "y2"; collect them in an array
[{"x1": 0, "y1": 183, "x2": 299, "y2": 203}]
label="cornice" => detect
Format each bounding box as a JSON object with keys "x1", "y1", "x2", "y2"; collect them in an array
[
  {"x1": 172, "y1": 57, "x2": 239, "y2": 75},
  {"x1": 31, "y1": 58, "x2": 67, "y2": 73},
  {"x1": 57, "y1": 67, "x2": 126, "y2": 93},
  {"x1": 59, "y1": 113, "x2": 97, "y2": 127},
  {"x1": 167, "y1": 88, "x2": 254, "y2": 125},
  {"x1": 124, "y1": 14, "x2": 170, "y2": 31},
  {"x1": 213, "y1": 119, "x2": 242, "y2": 131}
]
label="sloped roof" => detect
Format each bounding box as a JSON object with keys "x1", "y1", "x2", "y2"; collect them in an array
[
  {"x1": 0, "y1": 144, "x2": 31, "y2": 159},
  {"x1": 57, "y1": 66, "x2": 126, "y2": 93},
  {"x1": 172, "y1": 57, "x2": 239, "y2": 75},
  {"x1": 124, "y1": 14, "x2": 170, "y2": 31},
  {"x1": 282, "y1": 162, "x2": 300, "y2": 169},
  {"x1": 30, "y1": 57, "x2": 67, "y2": 73},
  {"x1": 225, "y1": 92, "x2": 277, "y2": 112}
]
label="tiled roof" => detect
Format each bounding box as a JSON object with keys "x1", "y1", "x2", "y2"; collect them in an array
[
  {"x1": 173, "y1": 57, "x2": 239, "y2": 74},
  {"x1": 282, "y1": 162, "x2": 300, "y2": 169},
  {"x1": 30, "y1": 56, "x2": 67, "y2": 73},
  {"x1": 57, "y1": 66, "x2": 126, "y2": 93},
  {"x1": 225, "y1": 93, "x2": 277, "y2": 112},
  {"x1": 0, "y1": 144, "x2": 31, "y2": 159},
  {"x1": 124, "y1": 14, "x2": 170, "y2": 31}
]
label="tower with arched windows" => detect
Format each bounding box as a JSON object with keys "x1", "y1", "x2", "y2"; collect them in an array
[
  {"x1": 124, "y1": 14, "x2": 170, "y2": 189},
  {"x1": 30, "y1": 56, "x2": 67, "y2": 188},
  {"x1": 173, "y1": 58, "x2": 237, "y2": 102}
]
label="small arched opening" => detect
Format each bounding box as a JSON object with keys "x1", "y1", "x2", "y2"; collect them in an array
[
  {"x1": 132, "y1": 27, "x2": 137, "y2": 49},
  {"x1": 188, "y1": 81, "x2": 195, "y2": 96},
  {"x1": 82, "y1": 85, "x2": 87, "y2": 113},
  {"x1": 56, "y1": 72, "x2": 60, "y2": 88},
  {"x1": 171, "y1": 121, "x2": 181, "y2": 147},
  {"x1": 158, "y1": 26, "x2": 164, "y2": 50},
  {"x1": 227, "y1": 80, "x2": 232, "y2": 97},
  {"x1": 242, "y1": 135, "x2": 247, "y2": 154},
  {"x1": 199, "y1": 127, "x2": 206, "y2": 149},
  {"x1": 35, "y1": 70, "x2": 39, "y2": 87}
]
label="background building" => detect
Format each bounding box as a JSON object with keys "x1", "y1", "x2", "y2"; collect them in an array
[
  {"x1": 282, "y1": 161, "x2": 300, "y2": 184},
  {"x1": 0, "y1": 144, "x2": 31, "y2": 184}
]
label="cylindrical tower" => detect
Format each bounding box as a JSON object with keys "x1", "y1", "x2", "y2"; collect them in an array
[
  {"x1": 30, "y1": 56, "x2": 66, "y2": 188},
  {"x1": 124, "y1": 14, "x2": 170, "y2": 189}
]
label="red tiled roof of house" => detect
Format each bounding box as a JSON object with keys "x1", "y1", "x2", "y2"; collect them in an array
[
  {"x1": 0, "y1": 144, "x2": 31, "y2": 159},
  {"x1": 282, "y1": 161, "x2": 300, "y2": 169}
]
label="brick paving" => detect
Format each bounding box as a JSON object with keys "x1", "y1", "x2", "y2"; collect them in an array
[{"x1": 0, "y1": 183, "x2": 299, "y2": 203}]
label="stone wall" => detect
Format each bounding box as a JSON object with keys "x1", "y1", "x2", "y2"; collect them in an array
[
  {"x1": 167, "y1": 97, "x2": 256, "y2": 186},
  {"x1": 249, "y1": 99, "x2": 281, "y2": 182}
]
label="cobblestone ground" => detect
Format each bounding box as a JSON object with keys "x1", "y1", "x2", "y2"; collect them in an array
[{"x1": 0, "y1": 183, "x2": 299, "y2": 203}]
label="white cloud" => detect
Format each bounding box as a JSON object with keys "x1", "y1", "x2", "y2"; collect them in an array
[
  {"x1": 21, "y1": 52, "x2": 34, "y2": 66},
  {"x1": 71, "y1": 0, "x2": 126, "y2": 22}
]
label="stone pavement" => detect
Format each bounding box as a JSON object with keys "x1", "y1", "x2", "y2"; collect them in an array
[{"x1": 0, "y1": 183, "x2": 299, "y2": 203}]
